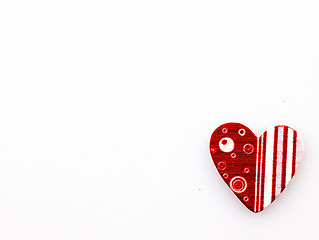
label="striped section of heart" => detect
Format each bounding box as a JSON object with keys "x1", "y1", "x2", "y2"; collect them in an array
[
  {"x1": 209, "y1": 123, "x2": 303, "y2": 213},
  {"x1": 254, "y1": 126, "x2": 303, "y2": 212}
]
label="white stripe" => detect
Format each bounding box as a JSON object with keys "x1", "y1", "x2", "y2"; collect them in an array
[
  {"x1": 254, "y1": 137, "x2": 260, "y2": 212},
  {"x1": 258, "y1": 135, "x2": 263, "y2": 212},
  {"x1": 295, "y1": 133, "x2": 304, "y2": 169},
  {"x1": 263, "y1": 128, "x2": 274, "y2": 209},
  {"x1": 275, "y1": 127, "x2": 284, "y2": 197},
  {"x1": 285, "y1": 128, "x2": 294, "y2": 186}
]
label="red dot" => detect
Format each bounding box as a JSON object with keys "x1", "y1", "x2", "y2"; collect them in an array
[
  {"x1": 234, "y1": 180, "x2": 243, "y2": 189},
  {"x1": 223, "y1": 173, "x2": 229, "y2": 179},
  {"x1": 244, "y1": 168, "x2": 249, "y2": 173},
  {"x1": 243, "y1": 196, "x2": 249, "y2": 202}
]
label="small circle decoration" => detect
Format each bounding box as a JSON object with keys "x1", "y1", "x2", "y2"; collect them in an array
[
  {"x1": 230, "y1": 176, "x2": 247, "y2": 193},
  {"x1": 243, "y1": 143, "x2": 254, "y2": 154},
  {"x1": 217, "y1": 161, "x2": 226, "y2": 170},
  {"x1": 238, "y1": 129, "x2": 246, "y2": 136},
  {"x1": 219, "y1": 137, "x2": 235, "y2": 152},
  {"x1": 210, "y1": 147, "x2": 217, "y2": 153}
]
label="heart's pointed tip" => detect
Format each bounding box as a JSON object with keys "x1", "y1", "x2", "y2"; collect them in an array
[
  {"x1": 245, "y1": 205, "x2": 265, "y2": 214},
  {"x1": 251, "y1": 210, "x2": 262, "y2": 214}
]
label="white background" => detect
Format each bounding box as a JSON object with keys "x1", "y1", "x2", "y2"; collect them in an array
[{"x1": 0, "y1": 0, "x2": 318, "y2": 239}]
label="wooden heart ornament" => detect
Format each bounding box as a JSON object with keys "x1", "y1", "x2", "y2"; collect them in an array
[{"x1": 209, "y1": 123, "x2": 303, "y2": 213}]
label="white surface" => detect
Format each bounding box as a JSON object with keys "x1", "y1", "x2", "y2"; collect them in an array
[{"x1": 0, "y1": 1, "x2": 318, "y2": 239}]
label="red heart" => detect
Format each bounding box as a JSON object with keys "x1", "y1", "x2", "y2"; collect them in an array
[{"x1": 209, "y1": 123, "x2": 303, "y2": 213}]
